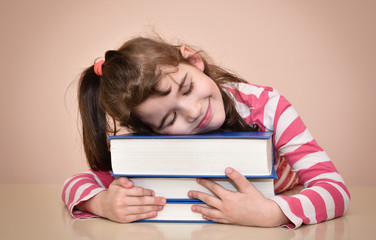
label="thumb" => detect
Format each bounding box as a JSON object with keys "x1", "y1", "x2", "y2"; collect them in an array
[{"x1": 112, "y1": 177, "x2": 134, "y2": 189}]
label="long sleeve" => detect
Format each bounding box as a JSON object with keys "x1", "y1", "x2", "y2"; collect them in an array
[
  {"x1": 222, "y1": 82, "x2": 350, "y2": 228},
  {"x1": 62, "y1": 170, "x2": 114, "y2": 218}
]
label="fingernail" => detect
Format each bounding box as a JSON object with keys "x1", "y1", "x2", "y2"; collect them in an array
[
  {"x1": 188, "y1": 191, "x2": 192, "y2": 198},
  {"x1": 226, "y1": 167, "x2": 233, "y2": 174}
]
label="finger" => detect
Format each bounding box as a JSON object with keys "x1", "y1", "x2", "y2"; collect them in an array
[
  {"x1": 119, "y1": 210, "x2": 159, "y2": 223},
  {"x1": 188, "y1": 190, "x2": 222, "y2": 208},
  {"x1": 126, "y1": 186, "x2": 155, "y2": 197},
  {"x1": 126, "y1": 196, "x2": 166, "y2": 206},
  {"x1": 225, "y1": 167, "x2": 253, "y2": 193},
  {"x1": 113, "y1": 177, "x2": 134, "y2": 189},
  {"x1": 195, "y1": 178, "x2": 229, "y2": 198},
  {"x1": 202, "y1": 215, "x2": 230, "y2": 224},
  {"x1": 191, "y1": 204, "x2": 226, "y2": 221},
  {"x1": 126, "y1": 205, "x2": 164, "y2": 215}
]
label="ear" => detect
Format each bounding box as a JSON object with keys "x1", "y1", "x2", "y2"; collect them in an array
[{"x1": 179, "y1": 46, "x2": 205, "y2": 71}]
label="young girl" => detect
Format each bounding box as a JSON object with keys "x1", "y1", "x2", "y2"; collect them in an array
[{"x1": 62, "y1": 37, "x2": 350, "y2": 229}]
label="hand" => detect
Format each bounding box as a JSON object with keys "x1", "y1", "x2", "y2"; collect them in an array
[
  {"x1": 75, "y1": 177, "x2": 166, "y2": 223},
  {"x1": 188, "y1": 167, "x2": 290, "y2": 227}
]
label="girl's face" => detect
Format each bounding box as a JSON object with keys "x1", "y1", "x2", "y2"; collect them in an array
[{"x1": 134, "y1": 63, "x2": 225, "y2": 135}]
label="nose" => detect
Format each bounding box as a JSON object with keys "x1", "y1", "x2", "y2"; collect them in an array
[{"x1": 181, "y1": 100, "x2": 201, "y2": 123}]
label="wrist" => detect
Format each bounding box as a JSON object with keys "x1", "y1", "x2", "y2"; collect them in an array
[
  {"x1": 75, "y1": 190, "x2": 106, "y2": 217},
  {"x1": 264, "y1": 200, "x2": 290, "y2": 227}
]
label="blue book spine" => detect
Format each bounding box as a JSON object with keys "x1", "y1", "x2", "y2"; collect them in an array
[
  {"x1": 109, "y1": 131, "x2": 273, "y2": 140},
  {"x1": 137, "y1": 219, "x2": 214, "y2": 223},
  {"x1": 111, "y1": 168, "x2": 278, "y2": 179}
]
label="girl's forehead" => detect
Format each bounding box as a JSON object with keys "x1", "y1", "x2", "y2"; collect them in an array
[
  {"x1": 156, "y1": 64, "x2": 185, "y2": 89},
  {"x1": 159, "y1": 64, "x2": 179, "y2": 73}
]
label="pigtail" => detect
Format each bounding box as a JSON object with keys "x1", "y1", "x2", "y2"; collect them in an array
[{"x1": 78, "y1": 66, "x2": 112, "y2": 171}]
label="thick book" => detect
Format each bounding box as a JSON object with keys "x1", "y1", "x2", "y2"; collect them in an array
[
  {"x1": 130, "y1": 177, "x2": 276, "y2": 201},
  {"x1": 110, "y1": 131, "x2": 274, "y2": 178}
]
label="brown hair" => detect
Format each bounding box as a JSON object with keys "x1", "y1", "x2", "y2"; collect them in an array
[{"x1": 78, "y1": 37, "x2": 258, "y2": 171}]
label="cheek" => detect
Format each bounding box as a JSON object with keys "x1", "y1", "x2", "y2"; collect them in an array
[
  {"x1": 205, "y1": 78, "x2": 221, "y2": 96},
  {"x1": 135, "y1": 111, "x2": 163, "y2": 131},
  {"x1": 163, "y1": 121, "x2": 192, "y2": 135},
  {"x1": 195, "y1": 82, "x2": 215, "y2": 100}
]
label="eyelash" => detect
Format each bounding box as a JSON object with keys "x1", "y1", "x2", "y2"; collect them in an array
[
  {"x1": 168, "y1": 112, "x2": 177, "y2": 127},
  {"x1": 168, "y1": 82, "x2": 193, "y2": 128},
  {"x1": 183, "y1": 82, "x2": 194, "y2": 96}
]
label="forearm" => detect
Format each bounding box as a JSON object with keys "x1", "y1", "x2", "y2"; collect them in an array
[
  {"x1": 62, "y1": 170, "x2": 113, "y2": 218},
  {"x1": 74, "y1": 191, "x2": 106, "y2": 217},
  {"x1": 263, "y1": 199, "x2": 291, "y2": 227}
]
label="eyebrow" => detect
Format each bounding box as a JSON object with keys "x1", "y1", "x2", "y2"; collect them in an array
[
  {"x1": 157, "y1": 73, "x2": 188, "y2": 130},
  {"x1": 177, "y1": 72, "x2": 188, "y2": 92}
]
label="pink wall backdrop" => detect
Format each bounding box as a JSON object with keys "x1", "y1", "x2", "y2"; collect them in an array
[{"x1": 1, "y1": 0, "x2": 375, "y2": 186}]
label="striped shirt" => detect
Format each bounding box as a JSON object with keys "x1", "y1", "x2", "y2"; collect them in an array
[
  {"x1": 222, "y1": 82, "x2": 350, "y2": 228},
  {"x1": 62, "y1": 82, "x2": 350, "y2": 228}
]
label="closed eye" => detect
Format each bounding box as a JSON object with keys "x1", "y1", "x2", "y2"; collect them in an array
[
  {"x1": 183, "y1": 82, "x2": 194, "y2": 96},
  {"x1": 167, "y1": 112, "x2": 177, "y2": 127},
  {"x1": 159, "y1": 111, "x2": 177, "y2": 130}
]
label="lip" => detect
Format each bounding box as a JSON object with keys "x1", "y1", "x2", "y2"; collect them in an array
[{"x1": 197, "y1": 99, "x2": 212, "y2": 129}]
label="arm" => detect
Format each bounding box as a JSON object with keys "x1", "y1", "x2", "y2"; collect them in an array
[
  {"x1": 62, "y1": 170, "x2": 166, "y2": 222},
  {"x1": 62, "y1": 170, "x2": 112, "y2": 218},
  {"x1": 250, "y1": 85, "x2": 350, "y2": 228},
  {"x1": 259, "y1": 90, "x2": 350, "y2": 228},
  {"x1": 269, "y1": 95, "x2": 350, "y2": 228}
]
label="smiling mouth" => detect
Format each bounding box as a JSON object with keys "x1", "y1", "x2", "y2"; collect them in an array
[{"x1": 197, "y1": 99, "x2": 212, "y2": 129}]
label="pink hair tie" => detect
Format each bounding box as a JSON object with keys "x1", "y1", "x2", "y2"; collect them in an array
[{"x1": 94, "y1": 60, "x2": 105, "y2": 76}]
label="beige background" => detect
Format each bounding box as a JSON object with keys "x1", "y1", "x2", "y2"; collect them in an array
[{"x1": 1, "y1": 0, "x2": 375, "y2": 186}]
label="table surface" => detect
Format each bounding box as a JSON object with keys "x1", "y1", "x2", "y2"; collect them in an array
[{"x1": 0, "y1": 184, "x2": 374, "y2": 240}]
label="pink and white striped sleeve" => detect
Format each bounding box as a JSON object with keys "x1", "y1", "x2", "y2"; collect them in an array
[
  {"x1": 222, "y1": 83, "x2": 351, "y2": 228},
  {"x1": 61, "y1": 170, "x2": 114, "y2": 218},
  {"x1": 269, "y1": 92, "x2": 350, "y2": 228}
]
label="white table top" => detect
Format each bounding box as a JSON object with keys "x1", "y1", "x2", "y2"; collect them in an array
[{"x1": 0, "y1": 184, "x2": 373, "y2": 240}]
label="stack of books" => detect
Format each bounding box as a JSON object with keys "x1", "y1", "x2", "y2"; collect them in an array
[{"x1": 109, "y1": 131, "x2": 276, "y2": 222}]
